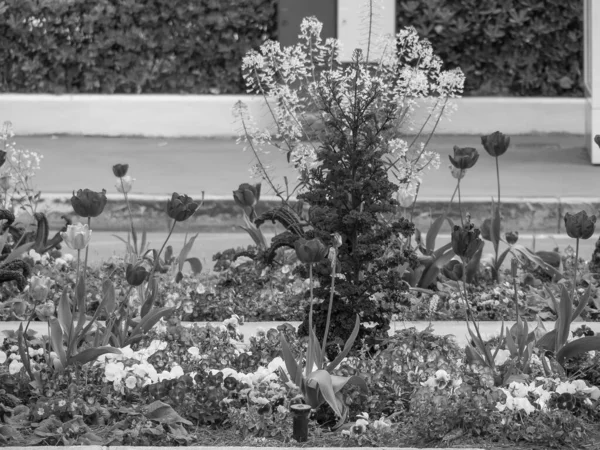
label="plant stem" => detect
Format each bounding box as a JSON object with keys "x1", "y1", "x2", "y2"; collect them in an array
[
  {"x1": 572, "y1": 238, "x2": 580, "y2": 299},
  {"x1": 83, "y1": 217, "x2": 90, "y2": 277},
  {"x1": 445, "y1": 182, "x2": 459, "y2": 216},
  {"x1": 321, "y1": 253, "x2": 337, "y2": 357},
  {"x1": 120, "y1": 180, "x2": 137, "y2": 255},
  {"x1": 494, "y1": 156, "x2": 501, "y2": 281},
  {"x1": 457, "y1": 177, "x2": 464, "y2": 227},
  {"x1": 308, "y1": 263, "x2": 314, "y2": 336},
  {"x1": 75, "y1": 249, "x2": 81, "y2": 312},
  {"x1": 144, "y1": 219, "x2": 177, "y2": 300}
]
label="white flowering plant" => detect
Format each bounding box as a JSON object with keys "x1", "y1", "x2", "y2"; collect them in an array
[{"x1": 235, "y1": 15, "x2": 465, "y2": 345}]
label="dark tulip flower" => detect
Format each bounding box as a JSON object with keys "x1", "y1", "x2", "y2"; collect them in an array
[
  {"x1": 451, "y1": 223, "x2": 483, "y2": 260},
  {"x1": 233, "y1": 183, "x2": 261, "y2": 209},
  {"x1": 294, "y1": 237, "x2": 330, "y2": 264},
  {"x1": 126, "y1": 263, "x2": 148, "y2": 286},
  {"x1": 564, "y1": 211, "x2": 596, "y2": 239},
  {"x1": 449, "y1": 146, "x2": 479, "y2": 170},
  {"x1": 505, "y1": 231, "x2": 519, "y2": 245},
  {"x1": 481, "y1": 131, "x2": 510, "y2": 157},
  {"x1": 167, "y1": 192, "x2": 199, "y2": 222},
  {"x1": 71, "y1": 189, "x2": 108, "y2": 218},
  {"x1": 112, "y1": 164, "x2": 129, "y2": 178}
]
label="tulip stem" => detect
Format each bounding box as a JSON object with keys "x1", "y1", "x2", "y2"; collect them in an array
[
  {"x1": 494, "y1": 156, "x2": 501, "y2": 282},
  {"x1": 572, "y1": 238, "x2": 580, "y2": 299},
  {"x1": 457, "y1": 177, "x2": 464, "y2": 227},
  {"x1": 75, "y1": 249, "x2": 81, "y2": 312},
  {"x1": 83, "y1": 217, "x2": 90, "y2": 278},
  {"x1": 321, "y1": 253, "x2": 337, "y2": 358},
  {"x1": 145, "y1": 220, "x2": 177, "y2": 301},
  {"x1": 121, "y1": 185, "x2": 138, "y2": 255},
  {"x1": 446, "y1": 183, "x2": 459, "y2": 216}
]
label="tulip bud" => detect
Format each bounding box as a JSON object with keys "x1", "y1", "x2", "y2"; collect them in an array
[
  {"x1": 60, "y1": 223, "x2": 92, "y2": 250},
  {"x1": 30, "y1": 275, "x2": 52, "y2": 302},
  {"x1": 449, "y1": 146, "x2": 479, "y2": 170},
  {"x1": 564, "y1": 211, "x2": 596, "y2": 240},
  {"x1": 112, "y1": 164, "x2": 129, "y2": 178},
  {"x1": 71, "y1": 189, "x2": 108, "y2": 218},
  {"x1": 115, "y1": 176, "x2": 135, "y2": 194},
  {"x1": 166, "y1": 192, "x2": 199, "y2": 222},
  {"x1": 233, "y1": 183, "x2": 261, "y2": 209},
  {"x1": 505, "y1": 231, "x2": 519, "y2": 245},
  {"x1": 448, "y1": 165, "x2": 466, "y2": 180},
  {"x1": 294, "y1": 237, "x2": 330, "y2": 264},
  {"x1": 450, "y1": 223, "x2": 483, "y2": 260},
  {"x1": 126, "y1": 264, "x2": 148, "y2": 286},
  {"x1": 481, "y1": 131, "x2": 510, "y2": 157},
  {"x1": 0, "y1": 175, "x2": 12, "y2": 191}
]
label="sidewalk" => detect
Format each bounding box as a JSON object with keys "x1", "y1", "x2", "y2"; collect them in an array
[{"x1": 10, "y1": 133, "x2": 600, "y2": 233}]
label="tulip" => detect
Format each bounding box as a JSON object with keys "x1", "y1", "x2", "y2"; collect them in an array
[
  {"x1": 449, "y1": 146, "x2": 479, "y2": 170},
  {"x1": 126, "y1": 263, "x2": 148, "y2": 286},
  {"x1": 233, "y1": 183, "x2": 261, "y2": 209},
  {"x1": 115, "y1": 176, "x2": 135, "y2": 194},
  {"x1": 481, "y1": 131, "x2": 510, "y2": 157},
  {"x1": 35, "y1": 302, "x2": 55, "y2": 321},
  {"x1": 60, "y1": 223, "x2": 92, "y2": 250},
  {"x1": 112, "y1": 164, "x2": 129, "y2": 178},
  {"x1": 505, "y1": 231, "x2": 519, "y2": 245},
  {"x1": 564, "y1": 211, "x2": 596, "y2": 240},
  {"x1": 166, "y1": 192, "x2": 199, "y2": 222},
  {"x1": 294, "y1": 237, "x2": 330, "y2": 264},
  {"x1": 30, "y1": 275, "x2": 52, "y2": 302},
  {"x1": 0, "y1": 175, "x2": 12, "y2": 191},
  {"x1": 71, "y1": 189, "x2": 108, "y2": 218},
  {"x1": 451, "y1": 223, "x2": 483, "y2": 261}
]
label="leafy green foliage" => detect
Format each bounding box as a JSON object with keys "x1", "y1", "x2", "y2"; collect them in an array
[
  {"x1": 0, "y1": 0, "x2": 276, "y2": 94},
  {"x1": 397, "y1": 0, "x2": 583, "y2": 96}
]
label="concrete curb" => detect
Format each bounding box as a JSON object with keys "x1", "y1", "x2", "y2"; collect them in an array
[
  {"x1": 0, "y1": 94, "x2": 585, "y2": 137},
  {"x1": 34, "y1": 193, "x2": 600, "y2": 234}
]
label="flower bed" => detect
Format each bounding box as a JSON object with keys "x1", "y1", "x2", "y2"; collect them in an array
[{"x1": 0, "y1": 16, "x2": 599, "y2": 449}]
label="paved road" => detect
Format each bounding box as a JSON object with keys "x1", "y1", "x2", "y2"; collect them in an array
[
  {"x1": 65, "y1": 231, "x2": 595, "y2": 271},
  {"x1": 12, "y1": 134, "x2": 598, "y2": 199}
]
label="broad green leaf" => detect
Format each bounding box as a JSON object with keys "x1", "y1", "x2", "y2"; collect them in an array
[
  {"x1": 305, "y1": 370, "x2": 343, "y2": 417},
  {"x1": 505, "y1": 325, "x2": 518, "y2": 357},
  {"x1": 127, "y1": 307, "x2": 174, "y2": 346},
  {"x1": 571, "y1": 284, "x2": 591, "y2": 321},
  {"x1": 431, "y1": 242, "x2": 454, "y2": 261},
  {"x1": 4, "y1": 242, "x2": 34, "y2": 264},
  {"x1": 177, "y1": 233, "x2": 199, "y2": 273},
  {"x1": 496, "y1": 247, "x2": 511, "y2": 271},
  {"x1": 419, "y1": 247, "x2": 456, "y2": 288},
  {"x1": 101, "y1": 279, "x2": 116, "y2": 316},
  {"x1": 536, "y1": 330, "x2": 557, "y2": 351},
  {"x1": 280, "y1": 334, "x2": 302, "y2": 387},
  {"x1": 142, "y1": 400, "x2": 193, "y2": 425},
  {"x1": 330, "y1": 374, "x2": 368, "y2": 393},
  {"x1": 426, "y1": 214, "x2": 446, "y2": 253},
  {"x1": 140, "y1": 277, "x2": 158, "y2": 318},
  {"x1": 49, "y1": 318, "x2": 67, "y2": 369},
  {"x1": 465, "y1": 241, "x2": 485, "y2": 283},
  {"x1": 326, "y1": 315, "x2": 360, "y2": 371},
  {"x1": 557, "y1": 284, "x2": 572, "y2": 348},
  {"x1": 70, "y1": 346, "x2": 121, "y2": 365},
  {"x1": 556, "y1": 336, "x2": 600, "y2": 366},
  {"x1": 57, "y1": 289, "x2": 72, "y2": 339}
]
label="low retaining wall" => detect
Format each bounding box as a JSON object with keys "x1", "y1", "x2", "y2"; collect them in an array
[{"x1": 0, "y1": 94, "x2": 585, "y2": 137}]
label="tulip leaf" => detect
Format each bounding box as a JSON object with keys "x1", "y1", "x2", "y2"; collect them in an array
[
  {"x1": 127, "y1": 307, "x2": 174, "y2": 346},
  {"x1": 536, "y1": 329, "x2": 557, "y2": 351},
  {"x1": 49, "y1": 318, "x2": 67, "y2": 369},
  {"x1": 101, "y1": 279, "x2": 116, "y2": 317},
  {"x1": 74, "y1": 275, "x2": 87, "y2": 337},
  {"x1": 177, "y1": 233, "x2": 199, "y2": 273},
  {"x1": 556, "y1": 336, "x2": 600, "y2": 366},
  {"x1": 184, "y1": 257, "x2": 202, "y2": 276},
  {"x1": 465, "y1": 241, "x2": 485, "y2": 283},
  {"x1": 432, "y1": 242, "x2": 454, "y2": 260},
  {"x1": 326, "y1": 315, "x2": 360, "y2": 372},
  {"x1": 280, "y1": 334, "x2": 302, "y2": 387},
  {"x1": 496, "y1": 247, "x2": 512, "y2": 271},
  {"x1": 4, "y1": 242, "x2": 34, "y2": 264},
  {"x1": 305, "y1": 370, "x2": 343, "y2": 417},
  {"x1": 140, "y1": 277, "x2": 158, "y2": 318},
  {"x1": 557, "y1": 284, "x2": 572, "y2": 349},
  {"x1": 426, "y1": 215, "x2": 446, "y2": 253},
  {"x1": 57, "y1": 288, "x2": 72, "y2": 339},
  {"x1": 16, "y1": 324, "x2": 34, "y2": 382},
  {"x1": 571, "y1": 284, "x2": 591, "y2": 322},
  {"x1": 32, "y1": 213, "x2": 49, "y2": 253},
  {"x1": 419, "y1": 246, "x2": 455, "y2": 288},
  {"x1": 70, "y1": 346, "x2": 121, "y2": 365},
  {"x1": 490, "y1": 198, "x2": 501, "y2": 254}
]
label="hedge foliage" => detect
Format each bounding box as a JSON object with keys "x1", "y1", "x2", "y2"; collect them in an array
[
  {"x1": 0, "y1": 0, "x2": 584, "y2": 96},
  {"x1": 0, "y1": 0, "x2": 277, "y2": 94},
  {"x1": 397, "y1": 0, "x2": 583, "y2": 96}
]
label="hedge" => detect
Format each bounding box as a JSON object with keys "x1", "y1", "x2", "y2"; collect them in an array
[
  {"x1": 0, "y1": 0, "x2": 584, "y2": 96},
  {"x1": 397, "y1": 0, "x2": 583, "y2": 97},
  {"x1": 0, "y1": 0, "x2": 277, "y2": 94}
]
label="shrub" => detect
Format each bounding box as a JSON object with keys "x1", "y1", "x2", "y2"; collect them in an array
[
  {"x1": 397, "y1": 0, "x2": 583, "y2": 96},
  {"x1": 0, "y1": 0, "x2": 276, "y2": 94}
]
